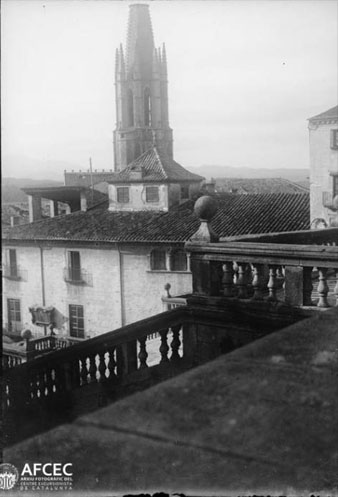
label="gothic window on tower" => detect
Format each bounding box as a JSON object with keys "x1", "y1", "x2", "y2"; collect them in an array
[
  {"x1": 144, "y1": 87, "x2": 152, "y2": 126},
  {"x1": 150, "y1": 249, "x2": 167, "y2": 270},
  {"x1": 146, "y1": 186, "x2": 159, "y2": 203},
  {"x1": 127, "y1": 89, "x2": 134, "y2": 127},
  {"x1": 117, "y1": 187, "x2": 130, "y2": 203}
]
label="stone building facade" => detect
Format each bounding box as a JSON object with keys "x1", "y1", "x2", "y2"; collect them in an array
[{"x1": 308, "y1": 105, "x2": 338, "y2": 227}]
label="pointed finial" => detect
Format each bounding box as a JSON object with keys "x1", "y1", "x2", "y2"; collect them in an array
[
  {"x1": 161, "y1": 43, "x2": 167, "y2": 76},
  {"x1": 152, "y1": 129, "x2": 157, "y2": 146}
]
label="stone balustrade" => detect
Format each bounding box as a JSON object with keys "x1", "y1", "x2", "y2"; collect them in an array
[
  {"x1": 3, "y1": 335, "x2": 83, "y2": 371},
  {"x1": 3, "y1": 307, "x2": 192, "y2": 445},
  {"x1": 186, "y1": 239, "x2": 338, "y2": 307},
  {"x1": 186, "y1": 196, "x2": 338, "y2": 308}
]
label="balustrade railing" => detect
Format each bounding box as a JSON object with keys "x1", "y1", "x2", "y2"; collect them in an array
[
  {"x1": 3, "y1": 307, "x2": 192, "y2": 445},
  {"x1": 224, "y1": 227, "x2": 338, "y2": 246},
  {"x1": 186, "y1": 234, "x2": 338, "y2": 308},
  {"x1": 63, "y1": 267, "x2": 93, "y2": 285},
  {"x1": 2, "y1": 335, "x2": 83, "y2": 371}
]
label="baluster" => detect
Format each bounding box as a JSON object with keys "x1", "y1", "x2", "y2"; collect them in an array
[
  {"x1": 43, "y1": 369, "x2": 50, "y2": 397},
  {"x1": 335, "y1": 270, "x2": 338, "y2": 307},
  {"x1": 98, "y1": 352, "x2": 107, "y2": 382},
  {"x1": 88, "y1": 353, "x2": 97, "y2": 382},
  {"x1": 171, "y1": 325, "x2": 181, "y2": 362},
  {"x1": 50, "y1": 368, "x2": 57, "y2": 393},
  {"x1": 251, "y1": 264, "x2": 264, "y2": 300},
  {"x1": 36, "y1": 372, "x2": 42, "y2": 398},
  {"x1": 80, "y1": 356, "x2": 88, "y2": 385},
  {"x1": 3, "y1": 356, "x2": 9, "y2": 371},
  {"x1": 45, "y1": 368, "x2": 54, "y2": 396},
  {"x1": 303, "y1": 267, "x2": 313, "y2": 306},
  {"x1": 159, "y1": 329, "x2": 169, "y2": 363},
  {"x1": 138, "y1": 337, "x2": 148, "y2": 369},
  {"x1": 236, "y1": 262, "x2": 248, "y2": 298},
  {"x1": 267, "y1": 265, "x2": 278, "y2": 301},
  {"x1": 317, "y1": 267, "x2": 329, "y2": 307},
  {"x1": 108, "y1": 347, "x2": 118, "y2": 381},
  {"x1": 222, "y1": 262, "x2": 234, "y2": 297}
]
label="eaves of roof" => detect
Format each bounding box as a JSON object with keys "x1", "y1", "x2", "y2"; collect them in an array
[{"x1": 3, "y1": 193, "x2": 310, "y2": 245}]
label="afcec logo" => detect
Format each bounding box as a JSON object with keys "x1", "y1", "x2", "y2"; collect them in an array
[{"x1": 0, "y1": 463, "x2": 19, "y2": 491}]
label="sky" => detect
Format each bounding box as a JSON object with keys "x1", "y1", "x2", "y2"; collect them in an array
[{"x1": 1, "y1": 0, "x2": 337, "y2": 180}]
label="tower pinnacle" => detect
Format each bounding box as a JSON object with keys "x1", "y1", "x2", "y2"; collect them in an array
[{"x1": 113, "y1": 4, "x2": 173, "y2": 171}]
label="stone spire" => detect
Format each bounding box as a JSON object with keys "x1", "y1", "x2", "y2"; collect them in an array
[
  {"x1": 126, "y1": 4, "x2": 154, "y2": 79},
  {"x1": 113, "y1": 4, "x2": 173, "y2": 172}
]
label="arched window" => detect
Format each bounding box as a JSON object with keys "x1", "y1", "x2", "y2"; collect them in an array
[
  {"x1": 150, "y1": 249, "x2": 166, "y2": 270},
  {"x1": 127, "y1": 89, "x2": 134, "y2": 127},
  {"x1": 144, "y1": 87, "x2": 151, "y2": 126},
  {"x1": 170, "y1": 250, "x2": 187, "y2": 272}
]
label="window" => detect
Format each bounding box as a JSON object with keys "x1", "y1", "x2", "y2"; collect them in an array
[
  {"x1": 7, "y1": 298, "x2": 21, "y2": 333},
  {"x1": 333, "y1": 175, "x2": 338, "y2": 197},
  {"x1": 69, "y1": 304, "x2": 84, "y2": 338},
  {"x1": 170, "y1": 250, "x2": 188, "y2": 271},
  {"x1": 150, "y1": 249, "x2": 167, "y2": 270},
  {"x1": 8, "y1": 249, "x2": 18, "y2": 278},
  {"x1": 146, "y1": 186, "x2": 159, "y2": 203},
  {"x1": 144, "y1": 87, "x2": 151, "y2": 126},
  {"x1": 68, "y1": 251, "x2": 81, "y2": 282},
  {"x1": 127, "y1": 89, "x2": 134, "y2": 127},
  {"x1": 117, "y1": 187, "x2": 130, "y2": 203},
  {"x1": 330, "y1": 129, "x2": 338, "y2": 150},
  {"x1": 181, "y1": 185, "x2": 189, "y2": 200}
]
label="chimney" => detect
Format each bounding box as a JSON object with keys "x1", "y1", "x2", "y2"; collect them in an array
[
  {"x1": 205, "y1": 182, "x2": 216, "y2": 194},
  {"x1": 28, "y1": 195, "x2": 42, "y2": 223},
  {"x1": 80, "y1": 191, "x2": 88, "y2": 212}
]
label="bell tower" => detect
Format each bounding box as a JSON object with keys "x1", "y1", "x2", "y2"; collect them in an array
[{"x1": 114, "y1": 4, "x2": 173, "y2": 171}]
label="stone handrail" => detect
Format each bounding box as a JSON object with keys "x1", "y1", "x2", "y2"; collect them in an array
[
  {"x1": 3, "y1": 335, "x2": 84, "y2": 370},
  {"x1": 221, "y1": 227, "x2": 338, "y2": 245},
  {"x1": 3, "y1": 307, "x2": 191, "y2": 445},
  {"x1": 186, "y1": 240, "x2": 338, "y2": 307}
]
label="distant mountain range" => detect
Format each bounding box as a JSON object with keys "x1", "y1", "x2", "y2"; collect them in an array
[
  {"x1": 194, "y1": 165, "x2": 309, "y2": 182},
  {"x1": 2, "y1": 165, "x2": 310, "y2": 204},
  {"x1": 2, "y1": 178, "x2": 63, "y2": 204}
]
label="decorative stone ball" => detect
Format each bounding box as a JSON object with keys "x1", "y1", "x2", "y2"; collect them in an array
[
  {"x1": 21, "y1": 329, "x2": 32, "y2": 341},
  {"x1": 194, "y1": 195, "x2": 218, "y2": 221},
  {"x1": 332, "y1": 195, "x2": 338, "y2": 211}
]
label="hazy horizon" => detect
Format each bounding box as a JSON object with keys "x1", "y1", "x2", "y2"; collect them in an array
[{"x1": 2, "y1": 0, "x2": 337, "y2": 180}]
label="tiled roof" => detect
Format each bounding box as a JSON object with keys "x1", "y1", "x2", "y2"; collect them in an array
[
  {"x1": 3, "y1": 193, "x2": 310, "y2": 244},
  {"x1": 308, "y1": 105, "x2": 338, "y2": 121},
  {"x1": 112, "y1": 147, "x2": 204, "y2": 183}
]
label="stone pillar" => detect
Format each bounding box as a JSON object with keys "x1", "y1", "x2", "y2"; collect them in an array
[
  {"x1": 49, "y1": 200, "x2": 59, "y2": 218},
  {"x1": 189, "y1": 196, "x2": 221, "y2": 297},
  {"x1": 80, "y1": 191, "x2": 87, "y2": 212},
  {"x1": 284, "y1": 266, "x2": 313, "y2": 306},
  {"x1": 191, "y1": 258, "x2": 223, "y2": 296},
  {"x1": 28, "y1": 195, "x2": 42, "y2": 223}
]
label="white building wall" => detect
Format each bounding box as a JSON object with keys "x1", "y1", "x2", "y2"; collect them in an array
[
  {"x1": 120, "y1": 246, "x2": 192, "y2": 325},
  {"x1": 2, "y1": 245, "x2": 122, "y2": 338},
  {"x1": 3, "y1": 242, "x2": 192, "y2": 338},
  {"x1": 309, "y1": 120, "x2": 338, "y2": 226},
  {"x1": 108, "y1": 183, "x2": 169, "y2": 212}
]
